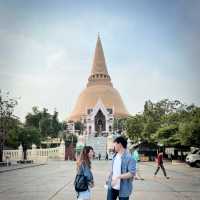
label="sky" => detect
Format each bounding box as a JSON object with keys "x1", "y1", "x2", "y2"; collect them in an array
[{"x1": 0, "y1": 0, "x2": 200, "y2": 122}]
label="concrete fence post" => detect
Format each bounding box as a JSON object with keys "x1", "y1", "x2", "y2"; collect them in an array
[
  {"x1": 59, "y1": 139, "x2": 65, "y2": 160},
  {"x1": 31, "y1": 144, "x2": 37, "y2": 163},
  {"x1": 18, "y1": 144, "x2": 23, "y2": 161}
]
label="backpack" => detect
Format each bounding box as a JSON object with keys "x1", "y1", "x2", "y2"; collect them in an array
[{"x1": 74, "y1": 165, "x2": 88, "y2": 192}]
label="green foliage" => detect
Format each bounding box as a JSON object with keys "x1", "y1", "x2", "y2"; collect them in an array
[
  {"x1": 125, "y1": 115, "x2": 143, "y2": 143},
  {"x1": 2, "y1": 90, "x2": 200, "y2": 150},
  {"x1": 74, "y1": 121, "x2": 84, "y2": 134},
  {"x1": 25, "y1": 107, "x2": 62, "y2": 139},
  {"x1": 125, "y1": 99, "x2": 200, "y2": 147},
  {"x1": 39, "y1": 117, "x2": 52, "y2": 138},
  {"x1": 177, "y1": 106, "x2": 200, "y2": 147},
  {"x1": 113, "y1": 118, "x2": 127, "y2": 133},
  {"x1": 0, "y1": 90, "x2": 18, "y2": 139},
  {"x1": 51, "y1": 111, "x2": 61, "y2": 136},
  {"x1": 25, "y1": 106, "x2": 42, "y2": 129},
  {"x1": 179, "y1": 119, "x2": 200, "y2": 147},
  {"x1": 2, "y1": 104, "x2": 63, "y2": 149},
  {"x1": 7, "y1": 126, "x2": 41, "y2": 149},
  {"x1": 161, "y1": 112, "x2": 181, "y2": 126},
  {"x1": 64, "y1": 134, "x2": 77, "y2": 147},
  {"x1": 154, "y1": 125, "x2": 180, "y2": 146},
  {"x1": 0, "y1": 90, "x2": 18, "y2": 161}
]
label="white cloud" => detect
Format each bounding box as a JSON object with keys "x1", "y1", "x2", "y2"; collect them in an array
[
  {"x1": 1, "y1": 1, "x2": 200, "y2": 122},
  {"x1": 111, "y1": 64, "x2": 200, "y2": 115}
]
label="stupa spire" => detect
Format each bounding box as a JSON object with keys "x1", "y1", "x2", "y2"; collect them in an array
[
  {"x1": 91, "y1": 34, "x2": 109, "y2": 75},
  {"x1": 87, "y1": 35, "x2": 112, "y2": 87}
]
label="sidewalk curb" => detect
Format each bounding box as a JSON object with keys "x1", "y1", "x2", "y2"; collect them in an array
[
  {"x1": 171, "y1": 160, "x2": 186, "y2": 165},
  {"x1": 0, "y1": 163, "x2": 47, "y2": 173}
]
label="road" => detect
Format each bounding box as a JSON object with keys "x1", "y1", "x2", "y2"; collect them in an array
[{"x1": 0, "y1": 160, "x2": 200, "y2": 200}]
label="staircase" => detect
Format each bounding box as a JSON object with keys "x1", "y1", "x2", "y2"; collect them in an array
[{"x1": 85, "y1": 135, "x2": 107, "y2": 159}]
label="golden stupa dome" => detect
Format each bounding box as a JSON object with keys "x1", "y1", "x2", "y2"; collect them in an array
[{"x1": 68, "y1": 35, "x2": 129, "y2": 121}]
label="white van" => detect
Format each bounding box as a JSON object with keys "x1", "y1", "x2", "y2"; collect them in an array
[{"x1": 186, "y1": 148, "x2": 200, "y2": 167}]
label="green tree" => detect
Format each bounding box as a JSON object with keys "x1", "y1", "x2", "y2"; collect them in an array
[
  {"x1": 39, "y1": 117, "x2": 52, "y2": 138},
  {"x1": 125, "y1": 99, "x2": 200, "y2": 148},
  {"x1": 64, "y1": 134, "x2": 77, "y2": 147},
  {"x1": 25, "y1": 106, "x2": 42, "y2": 129},
  {"x1": 161, "y1": 112, "x2": 181, "y2": 126},
  {"x1": 0, "y1": 90, "x2": 18, "y2": 162},
  {"x1": 7, "y1": 126, "x2": 41, "y2": 160},
  {"x1": 179, "y1": 120, "x2": 200, "y2": 147},
  {"x1": 142, "y1": 120, "x2": 160, "y2": 142},
  {"x1": 125, "y1": 115, "x2": 143, "y2": 143},
  {"x1": 7, "y1": 126, "x2": 41, "y2": 149},
  {"x1": 74, "y1": 121, "x2": 84, "y2": 134},
  {"x1": 5, "y1": 117, "x2": 22, "y2": 148},
  {"x1": 153, "y1": 125, "x2": 180, "y2": 146},
  {"x1": 51, "y1": 110, "x2": 62, "y2": 138},
  {"x1": 113, "y1": 118, "x2": 127, "y2": 133},
  {"x1": 25, "y1": 107, "x2": 62, "y2": 139},
  {"x1": 142, "y1": 99, "x2": 185, "y2": 143},
  {"x1": 143, "y1": 100, "x2": 162, "y2": 141},
  {"x1": 177, "y1": 105, "x2": 200, "y2": 147}
]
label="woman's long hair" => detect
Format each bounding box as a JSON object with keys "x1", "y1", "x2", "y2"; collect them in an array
[{"x1": 77, "y1": 146, "x2": 93, "y2": 169}]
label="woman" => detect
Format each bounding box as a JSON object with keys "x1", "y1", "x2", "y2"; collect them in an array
[{"x1": 76, "y1": 146, "x2": 94, "y2": 200}]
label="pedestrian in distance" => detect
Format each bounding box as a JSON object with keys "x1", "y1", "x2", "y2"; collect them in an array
[
  {"x1": 154, "y1": 149, "x2": 170, "y2": 179},
  {"x1": 74, "y1": 146, "x2": 94, "y2": 200},
  {"x1": 132, "y1": 147, "x2": 144, "y2": 180},
  {"x1": 106, "y1": 136, "x2": 136, "y2": 200},
  {"x1": 98, "y1": 153, "x2": 101, "y2": 160},
  {"x1": 105, "y1": 152, "x2": 109, "y2": 160}
]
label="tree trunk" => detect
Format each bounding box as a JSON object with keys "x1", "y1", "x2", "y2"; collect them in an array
[
  {"x1": 0, "y1": 142, "x2": 3, "y2": 162},
  {"x1": 23, "y1": 144, "x2": 27, "y2": 160}
]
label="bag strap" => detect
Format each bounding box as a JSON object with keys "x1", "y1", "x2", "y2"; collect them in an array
[{"x1": 78, "y1": 164, "x2": 85, "y2": 176}]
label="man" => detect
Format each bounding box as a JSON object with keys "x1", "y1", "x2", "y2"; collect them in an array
[
  {"x1": 132, "y1": 147, "x2": 144, "y2": 180},
  {"x1": 106, "y1": 136, "x2": 136, "y2": 200},
  {"x1": 154, "y1": 149, "x2": 169, "y2": 179}
]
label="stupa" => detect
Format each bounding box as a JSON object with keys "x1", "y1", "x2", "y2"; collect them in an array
[{"x1": 68, "y1": 35, "x2": 129, "y2": 135}]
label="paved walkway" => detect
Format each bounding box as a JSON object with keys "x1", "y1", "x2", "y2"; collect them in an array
[
  {"x1": 0, "y1": 163, "x2": 46, "y2": 173},
  {"x1": 0, "y1": 160, "x2": 200, "y2": 200}
]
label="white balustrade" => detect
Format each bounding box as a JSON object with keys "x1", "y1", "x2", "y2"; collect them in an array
[{"x1": 3, "y1": 142, "x2": 65, "y2": 163}]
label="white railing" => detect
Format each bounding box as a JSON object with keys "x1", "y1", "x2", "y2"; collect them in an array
[
  {"x1": 3, "y1": 140, "x2": 65, "y2": 163},
  {"x1": 3, "y1": 150, "x2": 19, "y2": 161}
]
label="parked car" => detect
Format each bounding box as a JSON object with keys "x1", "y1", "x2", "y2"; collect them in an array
[{"x1": 186, "y1": 148, "x2": 200, "y2": 167}]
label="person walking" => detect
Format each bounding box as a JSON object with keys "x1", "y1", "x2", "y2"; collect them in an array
[
  {"x1": 98, "y1": 153, "x2": 101, "y2": 160},
  {"x1": 75, "y1": 146, "x2": 94, "y2": 200},
  {"x1": 132, "y1": 147, "x2": 144, "y2": 180},
  {"x1": 105, "y1": 152, "x2": 108, "y2": 160},
  {"x1": 106, "y1": 136, "x2": 136, "y2": 200},
  {"x1": 154, "y1": 149, "x2": 169, "y2": 179}
]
